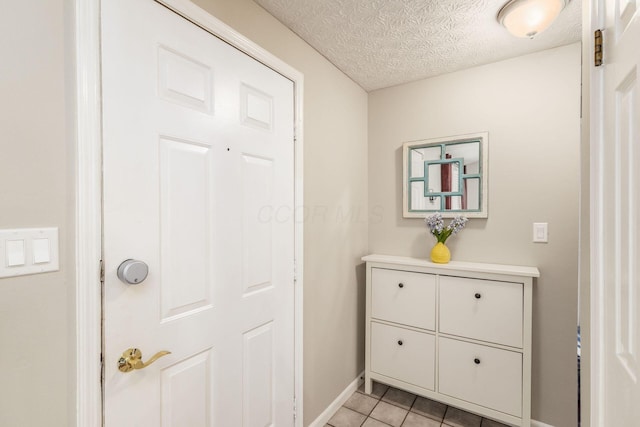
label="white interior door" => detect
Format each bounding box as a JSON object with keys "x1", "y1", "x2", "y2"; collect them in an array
[
  {"x1": 591, "y1": 0, "x2": 640, "y2": 425},
  {"x1": 101, "y1": 0, "x2": 295, "y2": 425}
]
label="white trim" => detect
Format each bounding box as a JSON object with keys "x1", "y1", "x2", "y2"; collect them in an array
[
  {"x1": 75, "y1": 0, "x2": 103, "y2": 426},
  {"x1": 308, "y1": 372, "x2": 365, "y2": 427},
  {"x1": 308, "y1": 372, "x2": 549, "y2": 427},
  {"x1": 588, "y1": 0, "x2": 605, "y2": 426},
  {"x1": 531, "y1": 420, "x2": 555, "y2": 427},
  {"x1": 293, "y1": 76, "x2": 305, "y2": 427},
  {"x1": 76, "y1": 0, "x2": 305, "y2": 425},
  {"x1": 157, "y1": 0, "x2": 298, "y2": 78}
]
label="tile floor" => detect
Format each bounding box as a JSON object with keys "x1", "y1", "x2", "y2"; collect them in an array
[{"x1": 325, "y1": 382, "x2": 509, "y2": 427}]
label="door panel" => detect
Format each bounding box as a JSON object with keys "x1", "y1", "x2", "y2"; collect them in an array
[
  {"x1": 243, "y1": 322, "x2": 275, "y2": 427},
  {"x1": 158, "y1": 45, "x2": 213, "y2": 113},
  {"x1": 242, "y1": 154, "x2": 274, "y2": 295},
  {"x1": 159, "y1": 137, "x2": 214, "y2": 320},
  {"x1": 593, "y1": 0, "x2": 640, "y2": 424},
  {"x1": 241, "y1": 84, "x2": 274, "y2": 130},
  {"x1": 102, "y1": 0, "x2": 295, "y2": 425},
  {"x1": 161, "y1": 349, "x2": 213, "y2": 427}
]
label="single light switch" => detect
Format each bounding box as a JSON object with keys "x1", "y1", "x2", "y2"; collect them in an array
[
  {"x1": 6, "y1": 239, "x2": 26, "y2": 266},
  {"x1": 533, "y1": 222, "x2": 548, "y2": 243},
  {"x1": 33, "y1": 238, "x2": 50, "y2": 264}
]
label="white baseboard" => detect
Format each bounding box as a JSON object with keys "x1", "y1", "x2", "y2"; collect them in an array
[
  {"x1": 308, "y1": 373, "x2": 553, "y2": 427},
  {"x1": 308, "y1": 372, "x2": 364, "y2": 427},
  {"x1": 531, "y1": 420, "x2": 555, "y2": 427}
]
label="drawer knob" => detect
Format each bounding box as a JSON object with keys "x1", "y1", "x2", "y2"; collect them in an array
[
  {"x1": 474, "y1": 293, "x2": 482, "y2": 299},
  {"x1": 398, "y1": 283, "x2": 404, "y2": 288},
  {"x1": 397, "y1": 340, "x2": 403, "y2": 346},
  {"x1": 474, "y1": 358, "x2": 481, "y2": 365}
]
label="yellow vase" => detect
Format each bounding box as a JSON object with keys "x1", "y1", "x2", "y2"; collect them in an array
[{"x1": 430, "y1": 242, "x2": 451, "y2": 264}]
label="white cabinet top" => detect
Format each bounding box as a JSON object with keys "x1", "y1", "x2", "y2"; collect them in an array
[{"x1": 362, "y1": 254, "x2": 540, "y2": 278}]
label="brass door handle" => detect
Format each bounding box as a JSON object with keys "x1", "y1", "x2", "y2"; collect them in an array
[{"x1": 117, "y1": 348, "x2": 171, "y2": 373}]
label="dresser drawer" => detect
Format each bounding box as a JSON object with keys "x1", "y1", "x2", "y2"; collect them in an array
[
  {"x1": 439, "y1": 276, "x2": 523, "y2": 347},
  {"x1": 438, "y1": 337, "x2": 522, "y2": 417},
  {"x1": 370, "y1": 322, "x2": 435, "y2": 390},
  {"x1": 371, "y1": 268, "x2": 436, "y2": 330}
]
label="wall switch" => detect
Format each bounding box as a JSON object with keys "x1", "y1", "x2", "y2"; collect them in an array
[
  {"x1": 533, "y1": 222, "x2": 548, "y2": 243},
  {"x1": 0, "y1": 228, "x2": 59, "y2": 278},
  {"x1": 6, "y1": 240, "x2": 26, "y2": 266},
  {"x1": 33, "y1": 238, "x2": 51, "y2": 264}
]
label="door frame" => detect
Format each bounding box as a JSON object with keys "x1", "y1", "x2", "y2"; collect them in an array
[
  {"x1": 74, "y1": 1, "x2": 305, "y2": 425},
  {"x1": 583, "y1": 0, "x2": 612, "y2": 425},
  {"x1": 580, "y1": 0, "x2": 597, "y2": 425}
]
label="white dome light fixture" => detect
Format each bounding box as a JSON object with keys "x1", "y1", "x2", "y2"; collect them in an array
[{"x1": 498, "y1": 0, "x2": 568, "y2": 38}]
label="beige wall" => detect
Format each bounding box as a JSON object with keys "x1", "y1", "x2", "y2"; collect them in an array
[
  {"x1": 368, "y1": 43, "x2": 581, "y2": 426},
  {"x1": 0, "y1": 1, "x2": 72, "y2": 426},
  {"x1": 190, "y1": 1, "x2": 369, "y2": 424}
]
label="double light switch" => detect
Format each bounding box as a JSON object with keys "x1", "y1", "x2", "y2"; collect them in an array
[{"x1": 0, "y1": 228, "x2": 59, "y2": 278}]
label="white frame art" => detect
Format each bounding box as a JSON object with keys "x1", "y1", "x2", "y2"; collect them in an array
[{"x1": 402, "y1": 132, "x2": 489, "y2": 219}]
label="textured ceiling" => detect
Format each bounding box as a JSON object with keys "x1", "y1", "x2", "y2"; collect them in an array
[{"x1": 254, "y1": 0, "x2": 581, "y2": 91}]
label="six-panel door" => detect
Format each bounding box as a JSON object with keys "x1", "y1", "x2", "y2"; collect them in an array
[{"x1": 102, "y1": 0, "x2": 296, "y2": 425}]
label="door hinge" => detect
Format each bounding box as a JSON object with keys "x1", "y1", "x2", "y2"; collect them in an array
[
  {"x1": 99, "y1": 259, "x2": 105, "y2": 285},
  {"x1": 594, "y1": 29, "x2": 603, "y2": 67}
]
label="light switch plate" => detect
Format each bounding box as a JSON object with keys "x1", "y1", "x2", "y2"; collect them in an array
[
  {"x1": 33, "y1": 238, "x2": 51, "y2": 264},
  {"x1": 0, "y1": 228, "x2": 59, "y2": 278},
  {"x1": 533, "y1": 222, "x2": 548, "y2": 243},
  {"x1": 6, "y1": 239, "x2": 26, "y2": 266}
]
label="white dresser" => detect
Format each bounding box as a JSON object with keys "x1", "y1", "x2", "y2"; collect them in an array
[{"x1": 363, "y1": 254, "x2": 539, "y2": 427}]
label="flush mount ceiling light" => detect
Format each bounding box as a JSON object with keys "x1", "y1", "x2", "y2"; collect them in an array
[{"x1": 497, "y1": 0, "x2": 568, "y2": 38}]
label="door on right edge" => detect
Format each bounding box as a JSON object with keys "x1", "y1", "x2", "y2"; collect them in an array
[{"x1": 593, "y1": 0, "x2": 640, "y2": 425}]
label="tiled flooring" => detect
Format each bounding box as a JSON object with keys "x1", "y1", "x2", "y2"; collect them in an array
[{"x1": 325, "y1": 382, "x2": 509, "y2": 427}]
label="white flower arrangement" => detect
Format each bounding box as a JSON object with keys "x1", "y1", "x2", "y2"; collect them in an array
[{"x1": 425, "y1": 213, "x2": 468, "y2": 244}]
